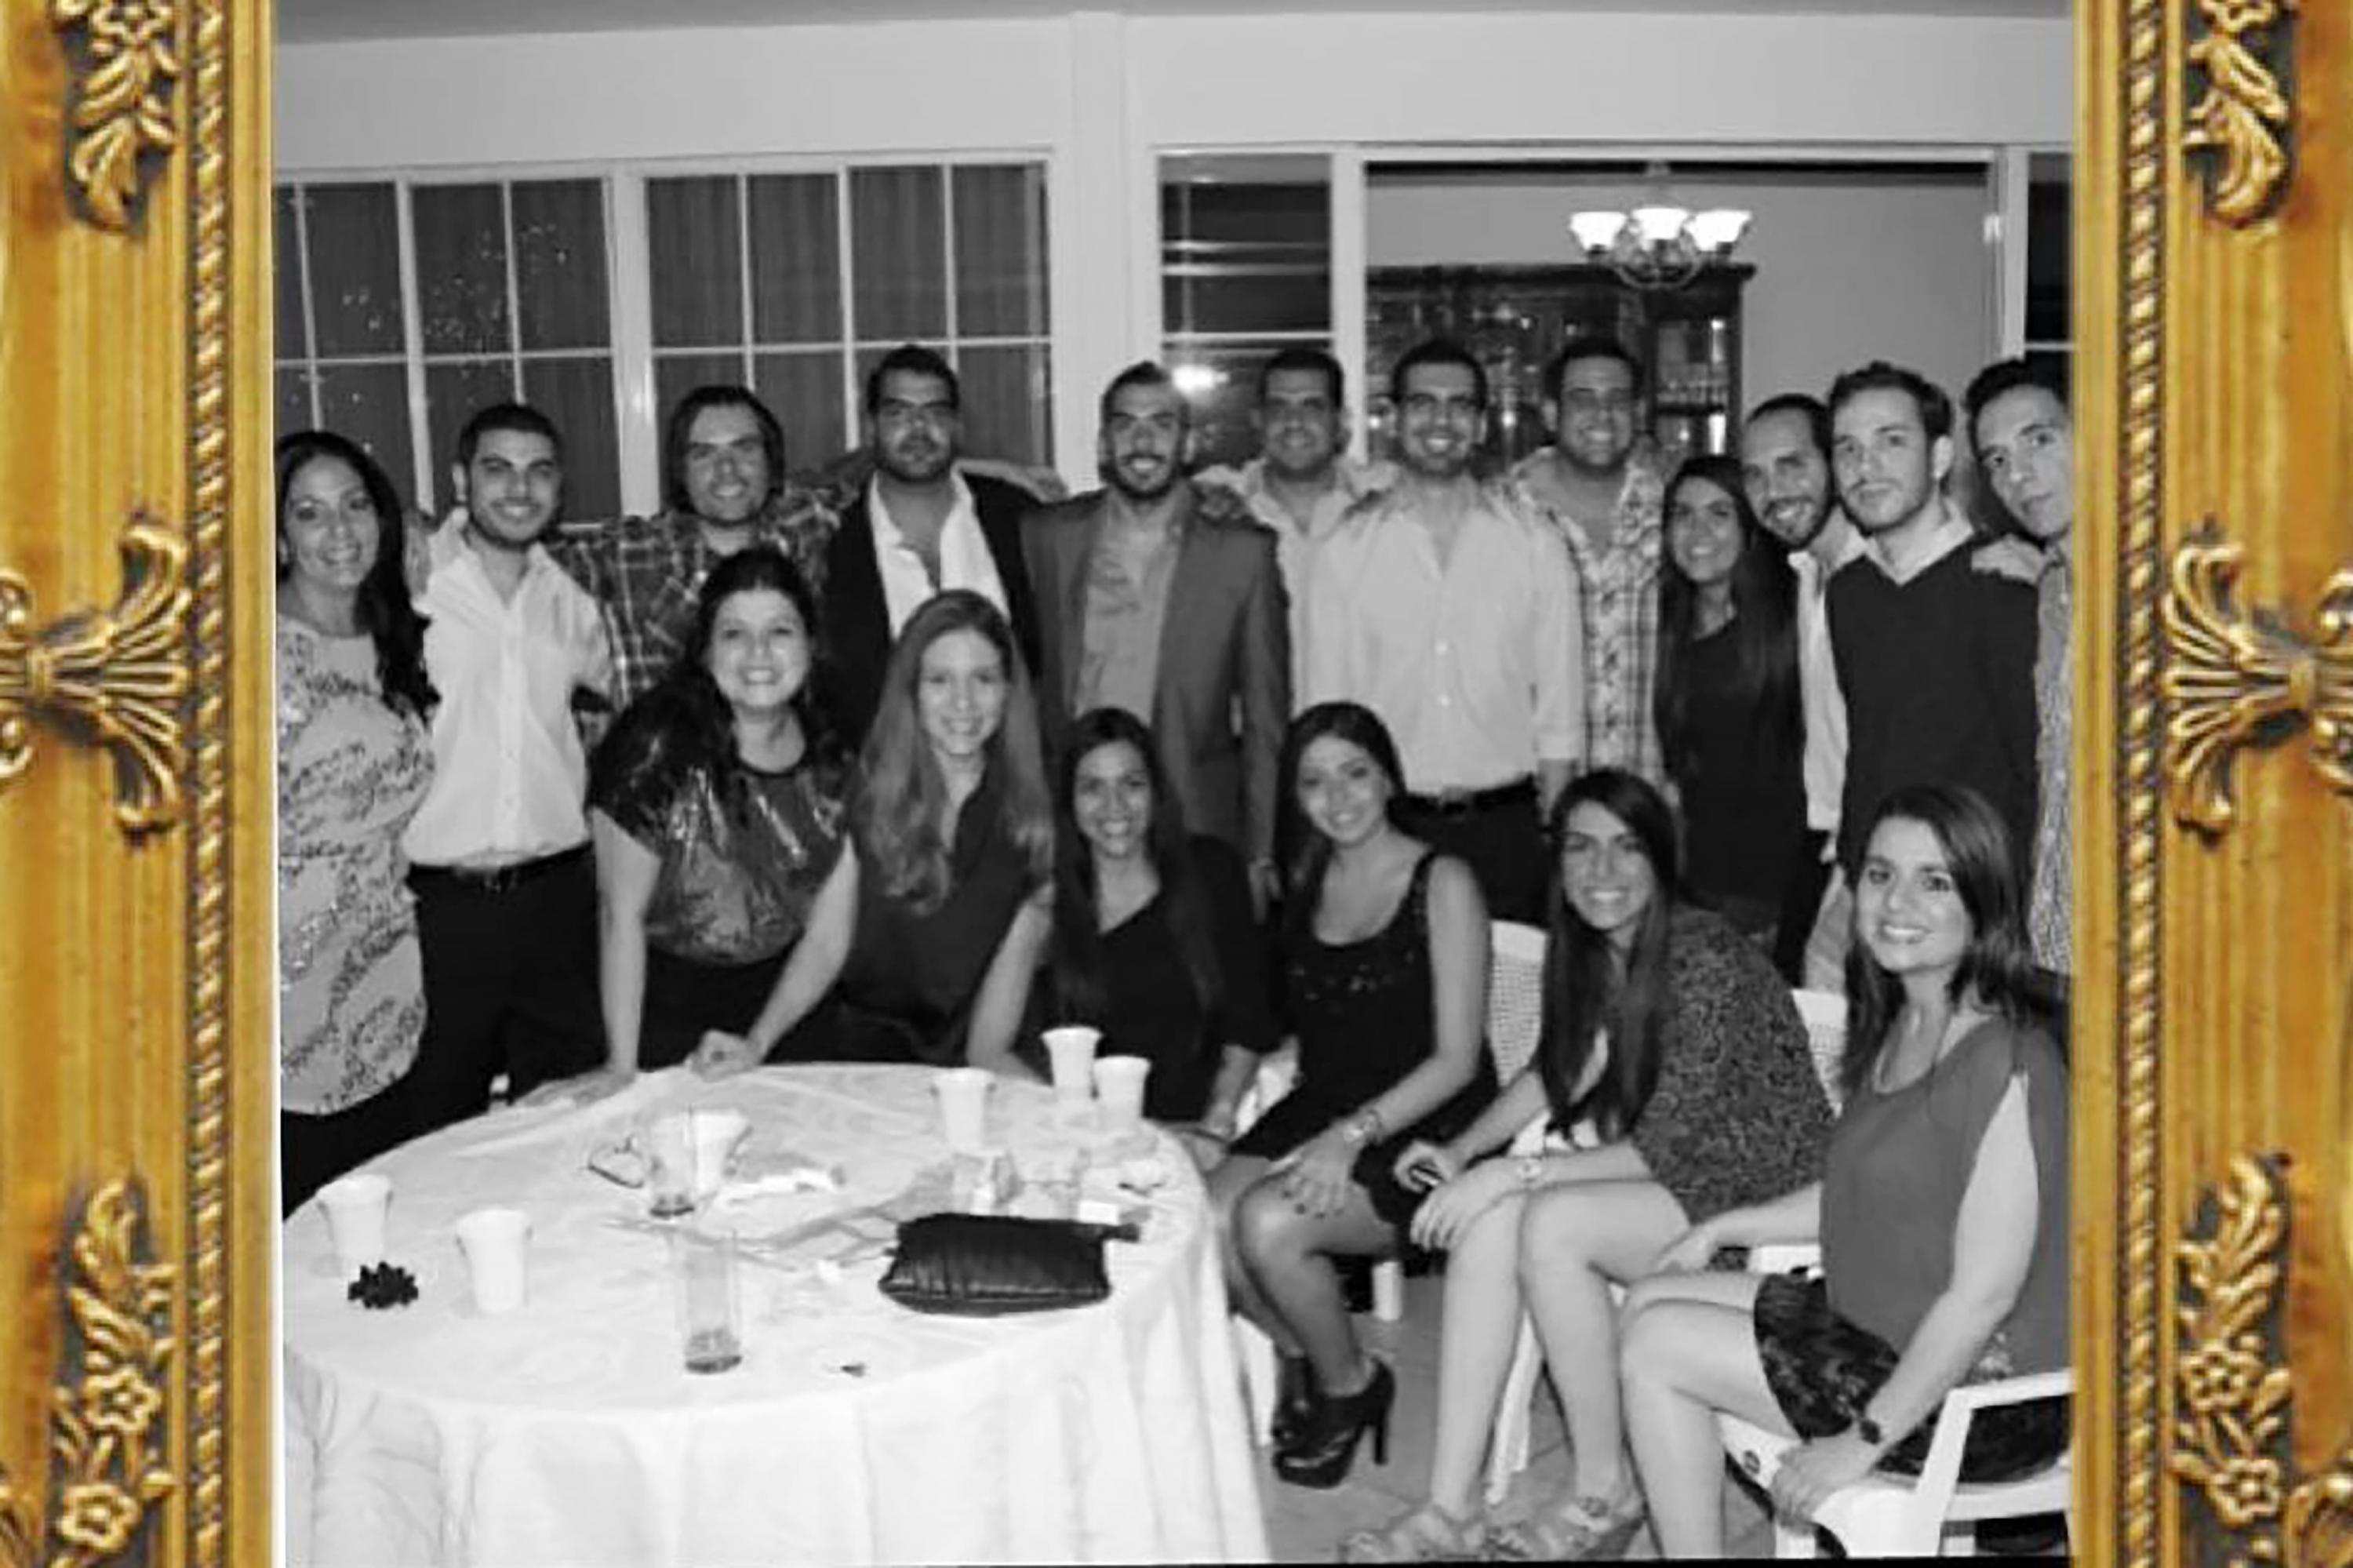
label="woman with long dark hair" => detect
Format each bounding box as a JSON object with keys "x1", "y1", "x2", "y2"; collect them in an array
[
  {"x1": 1652, "y1": 455, "x2": 1807, "y2": 952},
  {"x1": 1216, "y1": 702, "x2": 1497, "y2": 1490},
  {"x1": 693, "y1": 589, "x2": 1054, "y2": 1073},
  {"x1": 1620, "y1": 785, "x2": 2068, "y2": 1558},
  {"x1": 1040, "y1": 707, "x2": 1275, "y2": 1157},
  {"x1": 275, "y1": 431, "x2": 437, "y2": 1211},
  {"x1": 1340, "y1": 768, "x2": 1831, "y2": 1562},
  {"x1": 528, "y1": 547, "x2": 849, "y2": 1102}
]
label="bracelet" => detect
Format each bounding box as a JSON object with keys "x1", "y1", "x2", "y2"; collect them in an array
[
  {"x1": 1338, "y1": 1107, "x2": 1385, "y2": 1149},
  {"x1": 1516, "y1": 1153, "x2": 1546, "y2": 1191}
]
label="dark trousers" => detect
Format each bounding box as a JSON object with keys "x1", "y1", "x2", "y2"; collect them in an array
[
  {"x1": 1773, "y1": 829, "x2": 1835, "y2": 985},
  {"x1": 282, "y1": 1075, "x2": 414, "y2": 1217},
  {"x1": 406, "y1": 848, "x2": 603, "y2": 1137},
  {"x1": 1394, "y1": 786, "x2": 1547, "y2": 926}
]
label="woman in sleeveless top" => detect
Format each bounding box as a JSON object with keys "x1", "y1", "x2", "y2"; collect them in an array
[
  {"x1": 1620, "y1": 784, "x2": 2068, "y2": 1558},
  {"x1": 1217, "y1": 702, "x2": 1497, "y2": 1490}
]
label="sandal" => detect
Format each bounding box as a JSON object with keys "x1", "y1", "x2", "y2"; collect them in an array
[
  {"x1": 1489, "y1": 1480, "x2": 1646, "y2": 1562},
  {"x1": 1338, "y1": 1500, "x2": 1487, "y2": 1562}
]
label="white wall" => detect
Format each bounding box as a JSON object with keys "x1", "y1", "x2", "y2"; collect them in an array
[{"x1": 1368, "y1": 169, "x2": 1997, "y2": 411}]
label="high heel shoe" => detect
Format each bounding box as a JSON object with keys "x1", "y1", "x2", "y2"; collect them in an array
[
  {"x1": 1271, "y1": 1352, "x2": 1319, "y2": 1448},
  {"x1": 1274, "y1": 1359, "x2": 1394, "y2": 1490}
]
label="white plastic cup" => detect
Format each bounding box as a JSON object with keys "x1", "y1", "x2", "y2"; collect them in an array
[
  {"x1": 1092, "y1": 1056, "x2": 1151, "y2": 1133},
  {"x1": 689, "y1": 1108, "x2": 749, "y2": 1197},
  {"x1": 454, "y1": 1206, "x2": 532, "y2": 1315},
  {"x1": 1042, "y1": 1026, "x2": 1103, "y2": 1104},
  {"x1": 316, "y1": 1172, "x2": 392, "y2": 1279},
  {"x1": 933, "y1": 1067, "x2": 994, "y2": 1154},
  {"x1": 670, "y1": 1228, "x2": 743, "y2": 1374},
  {"x1": 645, "y1": 1112, "x2": 697, "y2": 1218}
]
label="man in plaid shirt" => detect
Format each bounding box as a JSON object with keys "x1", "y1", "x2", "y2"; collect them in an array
[{"x1": 552, "y1": 385, "x2": 838, "y2": 711}]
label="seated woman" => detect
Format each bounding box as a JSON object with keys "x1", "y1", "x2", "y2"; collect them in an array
[
  {"x1": 1038, "y1": 706, "x2": 1277, "y2": 1161},
  {"x1": 533, "y1": 548, "x2": 848, "y2": 1101},
  {"x1": 1652, "y1": 456, "x2": 1807, "y2": 957},
  {"x1": 1343, "y1": 767, "x2": 1833, "y2": 1563},
  {"x1": 1215, "y1": 702, "x2": 1497, "y2": 1491},
  {"x1": 276, "y1": 431, "x2": 437, "y2": 1212},
  {"x1": 1618, "y1": 784, "x2": 2068, "y2": 1559},
  {"x1": 693, "y1": 589, "x2": 1053, "y2": 1075}
]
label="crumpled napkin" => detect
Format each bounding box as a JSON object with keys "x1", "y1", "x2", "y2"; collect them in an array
[{"x1": 453, "y1": 1068, "x2": 682, "y2": 1158}]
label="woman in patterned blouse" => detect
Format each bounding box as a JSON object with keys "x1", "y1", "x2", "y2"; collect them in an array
[{"x1": 275, "y1": 431, "x2": 436, "y2": 1213}]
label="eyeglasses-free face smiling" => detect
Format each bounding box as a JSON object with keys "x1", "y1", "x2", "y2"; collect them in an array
[
  {"x1": 1071, "y1": 739, "x2": 1154, "y2": 865},
  {"x1": 1294, "y1": 735, "x2": 1392, "y2": 849},
  {"x1": 1667, "y1": 475, "x2": 1744, "y2": 593},
  {"x1": 916, "y1": 627, "x2": 1008, "y2": 764},
  {"x1": 1558, "y1": 800, "x2": 1657, "y2": 950},
  {"x1": 1854, "y1": 815, "x2": 1973, "y2": 984},
  {"x1": 705, "y1": 588, "x2": 811, "y2": 717},
  {"x1": 280, "y1": 454, "x2": 381, "y2": 598}
]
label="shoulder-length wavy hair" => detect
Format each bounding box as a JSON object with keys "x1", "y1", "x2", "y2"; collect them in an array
[
  {"x1": 855, "y1": 589, "x2": 1053, "y2": 912},
  {"x1": 590, "y1": 546, "x2": 843, "y2": 825},
  {"x1": 1536, "y1": 768, "x2": 1689, "y2": 1140},
  {"x1": 275, "y1": 430, "x2": 435, "y2": 719},
  {"x1": 1841, "y1": 783, "x2": 2062, "y2": 1097},
  {"x1": 1274, "y1": 701, "x2": 1406, "y2": 937},
  {"x1": 1652, "y1": 455, "x2": 1802, "y2": 791},
  {"x1": 1049, "y1": 708, "x2": 1223, "y2": 1029}
]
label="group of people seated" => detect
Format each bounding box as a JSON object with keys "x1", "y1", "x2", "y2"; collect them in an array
[{"x1": 276, "y1": 325, "x2": 2072, "y2": 1557}]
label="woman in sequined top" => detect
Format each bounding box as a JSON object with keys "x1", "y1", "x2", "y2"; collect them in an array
[
  {"x1": 536, "y1": 548, "x2": 849, "y2": 1103},
  {"x1": 276, "y1": 431, "x2": 437, "y2": 1213}
]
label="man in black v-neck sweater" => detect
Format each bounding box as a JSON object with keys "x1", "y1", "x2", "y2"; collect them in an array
[{"x1": 1824, "y1": 362, "x2": 2038, "y2": 879}]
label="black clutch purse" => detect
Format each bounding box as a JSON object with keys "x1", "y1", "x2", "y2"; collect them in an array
[{"x1": 878, "y1": 1213, "x2": 1136, "y2": 1316}]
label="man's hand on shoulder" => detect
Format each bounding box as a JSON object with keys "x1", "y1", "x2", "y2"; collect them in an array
[{"x1": 1972, "y1": 534, "x2": 2046, "y2": 584}]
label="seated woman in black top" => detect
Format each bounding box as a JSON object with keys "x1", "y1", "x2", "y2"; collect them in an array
[
  {"x1": 1652, "y1": 455, "x2": 1807, "y2": 956},
  {"x1": 693, "y1": 589, "x2": 1055, "y2": 1075},
  {"x1": 1038, "y1": 707, "x2": 1278, "y2": 1164},
  {"x1": 535, "y1": 548, "x2": 849, "y2": 1102}
]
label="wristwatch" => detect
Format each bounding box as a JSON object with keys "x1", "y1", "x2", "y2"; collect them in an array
[{"x1": 1853, "y1": 1413, "x2": 1886, "y2": 1446}]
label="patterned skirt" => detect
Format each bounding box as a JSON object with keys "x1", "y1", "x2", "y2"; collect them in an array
[{"x1": 1751, "y1": 1271, "x2": 2070, "y2": 1483}]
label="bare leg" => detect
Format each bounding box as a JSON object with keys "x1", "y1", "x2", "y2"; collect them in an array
[
  {"x1": 1231, "y1": 1172, "x2": 1395, "y2": 1391},
  {"x1": 1515, "y1": 1180, "x2": 1689, "y2": 1499},
  {"x1": 1423, "y1": 1190, "x2": 1531, "y2": 1516},
  {"x1": 1206, "y1": 1153, "x2": 1293, "y2": 1350},
  {"x1": 1619, "y1": 1289, "x2": 1789, "y2": 1559}
]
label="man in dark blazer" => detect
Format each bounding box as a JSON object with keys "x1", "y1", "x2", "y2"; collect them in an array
[
  {"x1": 820, "y1": 344, "x2": 1044, "y2": 747},
  {"x1": 1022, "y1": 361, "x2": 1289, "y2": 893}
]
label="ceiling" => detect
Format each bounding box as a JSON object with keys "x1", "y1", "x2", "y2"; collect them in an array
[{"x1": 280, "y1": 0, "x2": 2065, "y2": 45}]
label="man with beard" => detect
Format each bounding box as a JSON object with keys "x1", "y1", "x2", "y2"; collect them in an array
[
  {"x1": 555, "y1": 385, "x2": 835, "y2": 710},
  {"x1": 1509, "y1": 336, "x2": 1668, "y2": 788},
  {"x1": 820, "y1": 344, "x2": 1043, "y2": 746},
  {"x1": 1741, "y1": 392, "x2": 1868, "y2": 985},
  {"x1": 1193, "y1": 347, "x2": 1393, "y2": 696},
  {"x1": 1825, "y1": 360, "x2": 2038, "y2": 882},
  {"x1": 403, "y1": 402, "x2": 613, "y2": 1133},
  {"x1": 1965, "y1": 357, "x2": 2075, "y2": 973},
  {"x1": 1304, "y1": 338, "x2": 1580, "y2": 922},
  {"x1": 1023, "y1": 361, "x2": 1289, "y2": 887}
]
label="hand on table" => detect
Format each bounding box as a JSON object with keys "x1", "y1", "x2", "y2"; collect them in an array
[
  {"x1": 516, "y1": 1065, "x2": 635, "y2": 1109},
  {"x1": 691, "y1": 1030, "x2": 760, "y2": 1079},
  {"x1": 1769, "y1": 1431, "x2": 1879, "y2": 1523},
  {"x1": 1407, "y1": 1156, "x2": 1515, "y2": 1252},
  {"x1": 1271, "y1": 1130, "x2": 1355, "y2": 1219}
]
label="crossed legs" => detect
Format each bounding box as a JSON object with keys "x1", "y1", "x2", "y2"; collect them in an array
[{"x1": 1208, "y1": 1154, "x2": 1395, "y2": 1394}]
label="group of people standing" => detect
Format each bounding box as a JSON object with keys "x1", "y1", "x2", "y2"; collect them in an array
[{"x1": 276, "y1": 322, "x2": 2072, "y2": 1559}]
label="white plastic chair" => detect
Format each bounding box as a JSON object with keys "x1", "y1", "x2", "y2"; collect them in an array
[
  {"x1": 1791, "y1": 988, "x2": 1849, "y2": 1113},
  {"x1": 1716, "y1": 1246, "x2": 2073, "y2": 1557}
]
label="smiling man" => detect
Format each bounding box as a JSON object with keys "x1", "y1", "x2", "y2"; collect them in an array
[
  {"x1": 403, "y1": 402, "x2": 613, "y2": 1133},
  {"x1": 1303, "y1": 338, "x2": 1581, "y2": 922},
  {"x1": 1022, "y1": 362, "x2": 1289, "y2": 888},
  {"x1": 1823, "y1": 361, "x2": 2038, "y2": 886}
]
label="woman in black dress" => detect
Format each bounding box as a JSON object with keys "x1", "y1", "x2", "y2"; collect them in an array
[
  {"x1": 1651, "y1": 455, "x2": 1807, "y2": 956},
  {"x1": 1217, "y1": 701, "x2": 1497, "y2": 1489},
  {"x1": 1039, "y1": 707, "x2": 1277, "y2": 1161}
]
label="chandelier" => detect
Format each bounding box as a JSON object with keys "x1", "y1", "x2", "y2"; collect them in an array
[{"x1": 1569, "y1": 166, "x2": 1751, "y2": 290}]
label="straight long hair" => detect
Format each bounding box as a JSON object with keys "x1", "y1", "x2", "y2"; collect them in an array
[
  {"x1": 275, "y1": 431, "x2": 436, "y2": 719},
  {"x1": 1536, "y1": 769, "x2": 1687, "y2": 1140},
  {"x1": 1049, "y1": 708, "x2": 1223, "y2": 1031},
  {"x1": 1841, "y1": 784, "x2": 2064, "y2": 1097},
  {"x1": 856, "y1": 590, "x2": 1053, "y2": 912},
  {"x1": 1274, "y1": 701, "x2": 1407, "y2": 938},
  {"x1": 1653, "y1": 456, "x2": 1802, "y2": 791}
]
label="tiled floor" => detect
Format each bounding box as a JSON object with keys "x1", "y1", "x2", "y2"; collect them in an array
[{"x1": 1253, "y1": 1272, "x2": 1777, "y2": 1561}]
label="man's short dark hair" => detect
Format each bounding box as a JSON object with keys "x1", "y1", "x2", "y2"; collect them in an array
[
  {"x1": 1257, "y1": 346, "x2": 1345, "y2": 407},
  {"x1": 1960, "y1": 355, "x2": 2071, "y2": 457},
  {"x1": 864, "y1": 344, "x2": 962, "y2": 417},
  {"x1": 1100, "y1": 360, "x2": 1183, "y2": 426},
  {"x1": 1543, "y1": 335, "x2": 1646, "y2": 403},
  {"x1": 1825, "y1": 360, "x2": 1954, "y2": 445},
  {"x1": 456, "y1": 402, "x2": 563, "y2": 470},
  {"x1": 1744, "y1": 392, "x2": 1832, "y2": 460},
  {"x1": 663, "y1": 385, "x2": 786, "y2": 515},
  {"x1": 1388, "y1": 338, "x2": 1489, "y2": 410}
]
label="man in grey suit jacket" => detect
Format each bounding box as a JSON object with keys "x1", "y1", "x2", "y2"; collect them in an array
[{"x1": 1022, "y1": 362, "x2": 1289, "y2": 895}]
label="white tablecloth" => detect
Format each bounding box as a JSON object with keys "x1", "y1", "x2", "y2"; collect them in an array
[{"x1": 282, "y1": 1064, "x2": 1267, "y2": 1566}]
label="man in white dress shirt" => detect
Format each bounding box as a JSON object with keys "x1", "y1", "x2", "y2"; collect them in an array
[
  {"x1": 403, "y1": 402, "x2": 614, "y2": 1133},
  {"x1": 1303, "y1": 338, "x2": 1583, "y2": 922}
]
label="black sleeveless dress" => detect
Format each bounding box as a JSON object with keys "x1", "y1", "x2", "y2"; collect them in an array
[{"x1": 1232, "y1": 852, "x2": 1497, "y2": 1228}]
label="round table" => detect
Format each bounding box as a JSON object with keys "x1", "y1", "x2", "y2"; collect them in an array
[{"x1": 282, "y1": 1064, "x2": 1267, "y2": 1566}]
